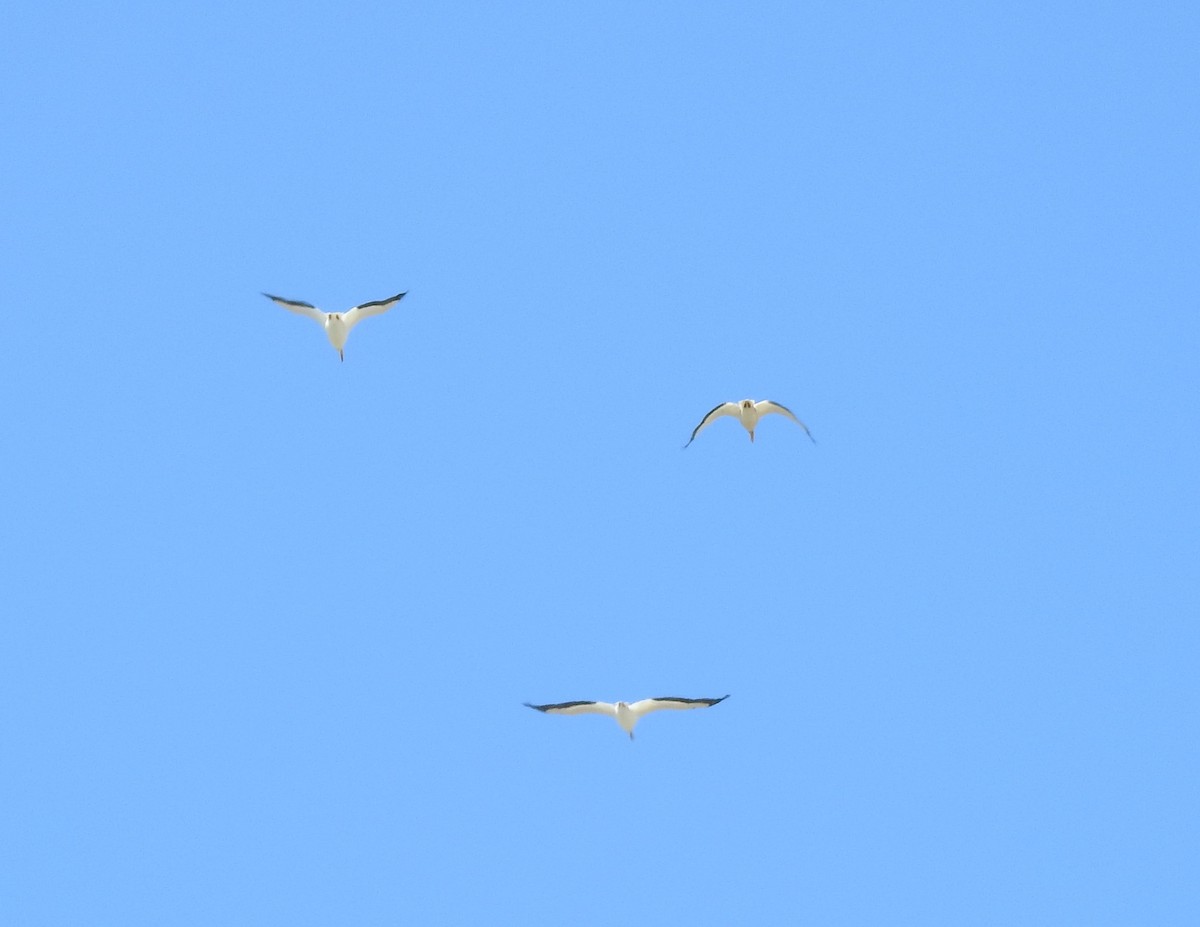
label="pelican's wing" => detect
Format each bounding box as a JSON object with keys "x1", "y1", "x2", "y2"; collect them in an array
[
  {"x1": 263, "y1": 292, "x2": 325, "y2": 325},
  {"x1": 685, "y1": 402, "x2": 740, "y2": 447},
  {"x1": 343, "y1": 291, "x2": 407, "y2": 331},
  {"x1": 627, "y1": 695, "x2": 730, "y2": 719},
  {"x1": 755, "y1": 400, "x2": 815, "y2": 443},
  {"x1": 524, "y1": 700, "x2": 616, "y2": 718}
]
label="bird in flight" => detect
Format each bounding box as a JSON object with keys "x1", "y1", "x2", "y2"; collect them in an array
[
  {"x1": 524, "y1": 695, "x2": 729, "y2": 740},
  {"x1": 262, "y1": 291, "x2": 407, "y2": 361},
  {"x1": 685, "y1": 399, "x2": 814, "y2": 447}
]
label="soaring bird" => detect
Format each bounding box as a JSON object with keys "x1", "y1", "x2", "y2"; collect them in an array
[
  {"x1": 524, "y1": 695, "x2": 729, "y2": 740},
  {"x1": 685, "y1": 399, "x2": 814, "y2": 447},
  {"x1": 263, "y1": 291, "x2": 407, "y2": 361}
]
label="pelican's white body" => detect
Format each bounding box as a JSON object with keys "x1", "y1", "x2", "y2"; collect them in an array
[
  {"x1": 733, "y1": 400, "x2": 765, "y2": 436},
  {"x1": 322, "y1": 314, "x2": 350, "y2": 353},
  {"x1": 614, "y1": 701, "x2": 636, "y2": 737}
]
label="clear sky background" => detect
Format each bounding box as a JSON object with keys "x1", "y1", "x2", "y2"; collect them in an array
[{"x1": 2, "y1": 2, "x2": 1197, "y2": 924}]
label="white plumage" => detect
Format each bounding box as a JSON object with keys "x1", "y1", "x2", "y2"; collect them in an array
[
  {"x1": 263, "y1": 291, "x2": 407, "y2": 361},
  {"x1": 686, "y1": 399, "x2": 814, "y2": 446},
  {"x1": 524, "y1": 695, "x2": 729, "y2": 740}
]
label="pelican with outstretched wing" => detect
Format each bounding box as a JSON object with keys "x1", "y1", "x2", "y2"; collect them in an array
[
  {"x1": 686, "y1": 399, "x2": 814, "y2": 446},
  {"x1": 524, "y1": 695, "x2": 729, "y2": 740},
  {"x1": 263, "y1": 290, "x2": 407, "y2": 360}
]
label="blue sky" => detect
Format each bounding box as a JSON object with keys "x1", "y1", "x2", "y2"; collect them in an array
[{"x1": 2, "y1": 1, "x2": 1197, "y2": 923}]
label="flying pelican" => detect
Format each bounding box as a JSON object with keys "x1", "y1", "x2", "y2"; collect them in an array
[
  {"x1": 262, "y1": 291, "x2": 407, "y2": 360},
  {"x1": 524, "y1": 695, "x2": 729, "y2": 740},
  {"x1": 685, "y1": 399, "x2": 814, "y2": 447}
]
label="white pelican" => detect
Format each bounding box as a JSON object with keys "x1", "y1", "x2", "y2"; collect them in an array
[
  {"x1": 524, "y1": 695, "x2": 729, "y2": 740},
  {"x1": 685, "y1": 399, "x2": 814, "y2": 447},
  {"x1": 263, "y1": 291, "x2": 407, "y2": 360}
]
